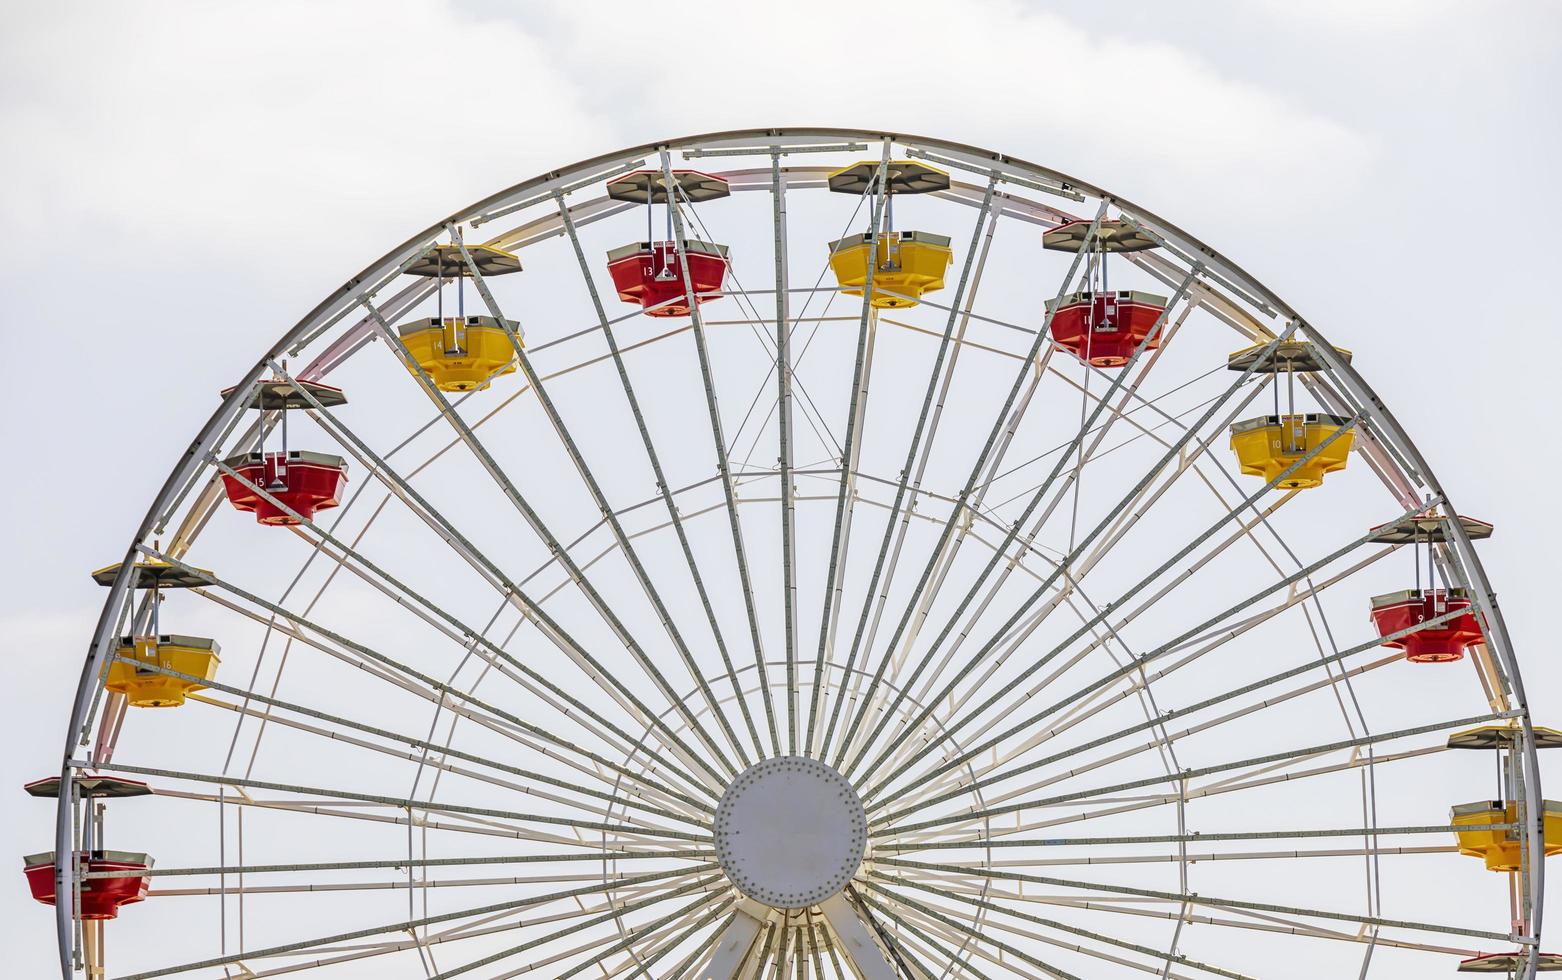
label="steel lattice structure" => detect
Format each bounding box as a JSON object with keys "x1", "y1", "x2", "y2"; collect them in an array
[{"x1": 43, "y1": 129, "x2": 1548, "y2": 979}]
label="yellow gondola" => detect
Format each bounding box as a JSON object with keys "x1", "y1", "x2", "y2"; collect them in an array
[
  {"x1": 396, "y1": 316, "x2": 521, "y2": 392},
  {"x1": 1451, "y1": 799, "x2": 1562, "y2": 872},
  {"x1": 1228, "y1": 413, "x2": 1354, "y2": 489},
  {"x1": 828, "y1": 231, "x2": 952, "y2": 309},
  {"x1": 106, "y1": 634, "x2": 221, "y2": 708},
  {"x1": 399, "y1": 242, "x2": 524, "y2": 392},
  {"x1": 826, "y1": 159, "x2": 952, "y2": 309}
]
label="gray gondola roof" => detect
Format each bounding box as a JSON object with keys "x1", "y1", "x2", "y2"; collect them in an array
[
  {"x1": 1367, "y1": 514, "x2": 1494, "y2": 544},
  {"x1": 403, "y1": 243, "x2": 522, "y2": 278},
  {"x1": 1226, "y1": 340, "x2": 1352, "y2": 374},
  {"x1": 220, "y1": 378, "x2": 347, "y2": 411},
  {"x1": 24, "y1": 775, "x2": 153, "y2": 800},
  {"x1": 606, "y1": 170, "x2": 731, "y2": 204},
  {"x1": 91, "y1": 560, "x2": 215, "y2": 590},
  {"x1": 827, "y1": 160, "x2": 950, "y2": 196},
  {"x1": 1043, "y1": 218, "x2": 1159, "y2": 253},
  {"x1": 1457, "y1": 951, "x2": 1562, "y2": 972},
  {"x1": 1447, "y1": 725, "x2": 1562, "y2": 751}
]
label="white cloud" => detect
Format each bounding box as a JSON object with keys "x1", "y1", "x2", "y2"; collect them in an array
[
  {"x1": 0, "y1": 0, "x2": 1375, "y2": 268},
  {"x1": 0, "y1": 1, "x2": 612, "y2": 265},
  {"x1": 1250, "y1": 0, "x2": 1468, "y2": 29},
  {"x1": 529, "y1": 0, "x2": 1376, "y2": 219}
]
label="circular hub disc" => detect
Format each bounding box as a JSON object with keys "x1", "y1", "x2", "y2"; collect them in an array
[{"x1": 714, "y1": 756, "x2": 866, "y2": 909}]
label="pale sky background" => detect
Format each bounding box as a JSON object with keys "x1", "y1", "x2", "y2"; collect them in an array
[{"x1": 2, "y1": 1, "x2": 1560, "y2": 973}]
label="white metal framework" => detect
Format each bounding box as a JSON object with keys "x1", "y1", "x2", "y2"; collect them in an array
[{"x1": 48, "y1": 129, "x2": 1544, "y2": 979}]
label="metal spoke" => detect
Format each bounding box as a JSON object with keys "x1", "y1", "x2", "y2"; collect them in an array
[
  {"x1": 845, "y1": 305, "x2": 1279, "y2": 789},
  {"x1": 94, "y1": 851, "x2": 710, "y2": 881},
  {"x1": 189, "y1": 582, "x2": 682, "y2": 809},
  {"x1": 246, "y1": 364, "x2": 722, "y2": 797},
  {"x1": 449, "y1": 225, "x2": 748, "y2": 777},
  {"x1": 211, "y1": 460, "x2": 688, "y2": 783},
  {"x1": 113, "y1": 866, "x2": 712, "y2": 980},
  {"x1": 834, "y1": 204, "x2": 1001, "y2": 745},
  {"x1": 356, "y1": 308, "x2": 729, "y2": 791},
  {"x1": 659, "y1": 146, "x2": 782, "y2": 757},
  {"x1": 118, "y1": 654, "x2": 701, "y2": 829},
  {"x1": 553, "y1": 193, "x2": 765, "y2": 765},
  {"x1": 871, "y1": 872, "x2": 1255, "y2": 980},
  {"x1": 898, "y1": 532, "x2": 1391, "y2": 808},
  {"x1": 928, "y1": 881, "x2": 1478, "y2": 958},
  {"x1": 860, "y1": 880, "x2": 1081, "y2": 979},
  {"x1": 151, "y1": 785, "x2": 690, "y2": 847},
  {"x1": 140, "y1": 543, "x2": 713, "y2": 813},
  {"x1": 875, "y1": 821, "x2": 1510, "y2": 855},
  {"x1": 773, "y1": 151, "x2": 803, "y2": 760},
  {"x1": 853, "y1": 891, "x2": 984, "y2": 980},
  {"x1": 880, "y1": 708, "x2": 1512, "y2": 837},
  {"x1": 815, "y1": 173, "x2": 999, "y2": 767},
  {"x1": 874, "y1": 603, "x2": 1474, "y2": 823},
  {"x1": 664, "y1": 910, "x2": 737, "y2": 980},
  {"x1": 876, "y1": 858, "x2": 1513, "y2": 943},
  {"x1": 432, "y1": 874, "x2": 722, "y2": 979},
  {"x1": 865, "y1": 485, "x2": 1401, "y2": 808},
  {"x1": 235, "y1": 893, "x2": 661, "y2": 978},
  {"x1": 572, "y1": 894, "x2": 735, "y2": 980},
  {"x1": 818, "y1": 201, "x2": 1110, "y2": 770},
  {"x1": 925, "y1": 743, "x2": 1451, "y2": 845},
  {"x1": 79, "y1": 758, "x2": 712, "y2": 843},
  {"x1": 849, "y1": 304, "x2": 1200, "y2": 781},
  {"x1": 806, "y1": 141, "x2": 891, "y2": 760}
]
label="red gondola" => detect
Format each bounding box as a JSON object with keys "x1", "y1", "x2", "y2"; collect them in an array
[
  {"x1": 603, "y1": 169, "x2": 732, "y2": 318},
  {"x1": 23, "y1": 851, "x2": 151, "y2": 920},
  {"x1": 221, "y1": 450, "x2": 348, "y2": 525},
  {"x1": 606, "y1": 240, "x2": 729, "y2": 317},
  {"x1": 1370, "y1": 588, "x2": 1484, "y2": 663},
  {"x1": 1045, "y1": 290, "x2": 1167, "y2": 367}
]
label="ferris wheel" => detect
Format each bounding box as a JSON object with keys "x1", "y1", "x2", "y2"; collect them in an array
[{"x1": 30, "y1": 128, "x2": 1558, "y2": 979}]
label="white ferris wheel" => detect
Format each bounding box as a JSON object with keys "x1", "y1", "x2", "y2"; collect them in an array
[{"x1": 31, "y1": 128, "x2": 1557, "y2": 979}]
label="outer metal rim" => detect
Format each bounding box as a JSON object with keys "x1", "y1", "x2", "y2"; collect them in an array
[{"x1": 56, "y1": 127, "x2": 1540, "y2": 978}]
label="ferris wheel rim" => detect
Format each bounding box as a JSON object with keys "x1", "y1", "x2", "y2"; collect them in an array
[{"x1": 53, "y1": 126, "x2": 1542, "y2": 979}]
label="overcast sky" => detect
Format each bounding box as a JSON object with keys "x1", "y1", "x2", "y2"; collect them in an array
[{"x1": 2, "y1": 1, "x2": 1559, "y2": 973}]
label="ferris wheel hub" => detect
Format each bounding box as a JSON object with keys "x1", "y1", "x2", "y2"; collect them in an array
[{"x1": 714, "y1": 756, "x2": 866, "y2": 909}]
